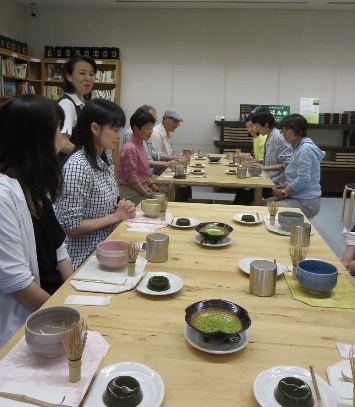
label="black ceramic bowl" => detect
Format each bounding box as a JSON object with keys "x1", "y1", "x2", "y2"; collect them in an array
[
  {"x1": 102, "y1": 376, "x2": 143, "y2": 407},
  {"x1": 185, "y1": 299, "x2": 251, "y2": 342},
  {"x1": 274, "y1": 377, "x2": 314, "y2": 407},
  {"x1": 208, "y1": 156, "x2": 221, "y2": 163},
  {"x1": 195, "y1": 222, "x2": 233, "y2": 243}
]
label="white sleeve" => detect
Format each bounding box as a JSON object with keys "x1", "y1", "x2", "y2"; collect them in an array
[{"x1": 58, "y1": 98, "x2": 77, "y2": 136}]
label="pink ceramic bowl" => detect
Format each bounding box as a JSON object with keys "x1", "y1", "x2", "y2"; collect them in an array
[{"x1": 96, "y1": 240, "x2": 128, "y2": 269}]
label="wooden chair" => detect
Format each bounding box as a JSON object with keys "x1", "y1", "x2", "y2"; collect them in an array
[{"x1": 341, "y1": 183, "x2": 355, "y2": 228}]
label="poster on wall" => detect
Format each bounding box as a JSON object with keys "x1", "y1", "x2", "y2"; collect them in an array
[
  {"x1": 300, "y1": 98, "x2": 319, "y2": 124},
  {"x1": 239, "y1": 104, "x2": 290, "y2": 122}
]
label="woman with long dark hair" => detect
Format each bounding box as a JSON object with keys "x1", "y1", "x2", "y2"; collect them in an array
[
  {"x1": 0, "y1": 94, "x2": 74, "y2": 348},
  {"x1": 54, "y1": 99, "x2": 136, "y2": 269}
]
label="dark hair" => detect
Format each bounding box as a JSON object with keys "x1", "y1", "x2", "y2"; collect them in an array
[
  {"x1": 130, "y1": 107, "x2": 156, "y2": 130},
  {"x1": 62, "y1": 55, "x2": 97, "y2": 93},
  {"x1": 251, "y1": 111, "x2": 276, "y2": 129},
  {"x1": 75, "y1": 99, "x2": 126, "y2": 171},
  {"x1": 0, "y1": 94, "x2": 64, "y2": 214},
  {"x1": 280, "y1": 114, "x2": 308, "y2": 137}
]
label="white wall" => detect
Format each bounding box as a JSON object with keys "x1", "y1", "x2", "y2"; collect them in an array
[
  {"x1": 7, "y1": 6, "x2": 355, "y2": 152},
  {"x1": 1, "y1": 0, "x2": 27, "y2": 41}
]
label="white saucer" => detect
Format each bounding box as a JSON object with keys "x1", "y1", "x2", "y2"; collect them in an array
[
  {"x1": 253, "y1": 365, "x2": 337, "y2": 407},
  {"x1": 170, "y1": 217, "x2": 200, "y2": 228},
  {"x1": 184, "y1": 325, "x2": 249, "y2": 354},
  {"x1": 136, "y1": 272, "x2": 183, "y2": 296},
  {"x1": 85, "y1": 362, "x2": 165, "y2": 407},
  {"x1": 238, "y1": 257, "x2": 284, "y2": 276},
  {"x1": 190, "y1": 163, "x2": 206, "y2": 168},
  {"x1": 195, "y1": 157, "x2": 207, "y2": 160},
  {"x1": 225, "y1": 163, "x2": 239, "y2": 167},
  {"x1": 225, "y1": 170, "x2": 237, "y2": 175},
  {"x1": 194, "y1": 234, "x2": 232, "y2": 247},
  {"x1": 208, "y1": 161, "x2": 221, "y2": 164},
  {"x1": 233, "y1": 213, "x2": 263, "y2": 225}
]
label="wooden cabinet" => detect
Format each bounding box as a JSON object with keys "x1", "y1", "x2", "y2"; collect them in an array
[
  {"x1": 42, "y1": 58, "x2": 121, "y2": 104},
  {"x1": 0, "y1": 47, "x2": 41, "y2": 100},
  {"x1": 214, "y1": 120, "x2": 355, "y2": 194}
]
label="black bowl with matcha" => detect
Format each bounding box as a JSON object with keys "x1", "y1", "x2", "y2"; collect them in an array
[
  {"x1": 195, "y1": 222, "x2": 233, "y2": 244},
  {"x1": 185, "y1": 299, "x2": 251, "y2": 342}
]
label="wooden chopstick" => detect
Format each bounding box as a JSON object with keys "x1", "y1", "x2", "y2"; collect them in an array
[
  {"x1": 78, "y1": 356, "x2": 105, "y2": 407},
  {"x1": 309, "y1": 366, "x2": 323, "y2": 407},
  {"x1": 0, "y1": 392, "x2": 55, "y2": 407}
]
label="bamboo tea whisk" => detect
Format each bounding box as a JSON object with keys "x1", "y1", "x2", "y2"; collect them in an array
[
  {"x1": 61, "y1": 318, "x2": 87, "y2": 383},
  {"x1": 125, "y1": 241, "x2": 140, "y2": 277},
  {"x1": 267, "y1": 201, "x2": 279, "y2": 225}
]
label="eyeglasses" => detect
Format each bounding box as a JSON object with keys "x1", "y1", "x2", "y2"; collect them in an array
[{"x1": 169, "y1": 117, "x2": 181, "y2": 126}]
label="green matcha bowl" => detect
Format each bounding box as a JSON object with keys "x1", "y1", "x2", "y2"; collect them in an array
[
  {"x1": 195, "y1": 222, "x2": 233, "y2": 244},
  {"x1": 185, "y1": 299, "x2": 251, "y2": 343}
]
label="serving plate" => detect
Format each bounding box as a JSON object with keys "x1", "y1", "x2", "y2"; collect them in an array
[
  {"x1": 170, "y1": 217, "x2": 200, "y2": 228},
  {"x1": 190, "y1": 163, "x2": 206, "y2": 168},
  {"x1": 194, "y1": 157, "x2": 207, "y2": 160},
  {"x1": 207, "y1": 161, "x2": 221, "y2": 164},
  {"x1": 136, "y1": 272, "x2": 183, "y2": 296},
  {"x1": 225, "y1": 170, "x2": 238, "y2": 175},
  {"x1": 253, "y1": 365, "x2": 337, "y2": 407},
  {"x1": 225, "y1": 163, "x2": 239, "y2": 167},
  {"x1": 238, "y1": 257, "x2": 284, "y2": 276},
  {"x1": 233, "y1": 213, "x2": 263, "y2": 225},
  {"x1": 85, "y1": 362, "x2": 164, "y2": 407},
  {"x1": 194, "y1": 234, "x2": 232, "y2": 247},
  {"x1": 184, "y1": 325, "x2": 249, "y2": 354},
  {"x1": 189, "y1": 170, "x2": 206, "y2": 175}
]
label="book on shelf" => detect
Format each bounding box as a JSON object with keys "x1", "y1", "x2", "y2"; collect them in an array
[
  {"x1": 91, "y1": 89, "x2": 115, "y2": 102},
  {"x1": 1, "y1": 57, "x2": 16, "y2": 77},
  {"x1": 47, "y1": 63, "x2": 64, "y2": 81},
  {"x1": 44, "y1": 85, "x2": 64, "y2": 100},
  {"x1": 96, "y1": 70, "x2": 116, "y2": 83},
  {"x1": 15, "y1": 63, "x2": 28, "y2": 79},
  {"x1": 3, "y1": 80, "x2": 16, "y2": 97},
  {"x1": 16, "y1": 81, "x2": 29, "y2": 94}
]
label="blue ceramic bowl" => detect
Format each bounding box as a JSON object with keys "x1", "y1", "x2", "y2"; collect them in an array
[{"x1": 297, "y1": 259, "x2": 338, "y2": 294}]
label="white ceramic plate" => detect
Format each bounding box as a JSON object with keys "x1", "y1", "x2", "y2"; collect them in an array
[
  {"x1": 225, "y1": 169, "x2": 238, "y2": 175},
  {"x1": 189, "y1": 169, "x2": 206, "y2": 175},
  {"x1": 170, "y1": 217, "x2": 200, "y2": 228},
  {"x1": 233, "y1": 213, "x2": 263, "y2": 225},
  {"x1": 253, "y1": 365, "x2": 337, "y2": 407},
  {"x1": 85, "y1": 362, "x2": 164, "y2": 407},
  {"x1": 194, "y1": 157, "x2": 207, "y2": 160},
  {"x1": 184, "y1": 325, "x2": 249, "y2": 354},
  {"x1": 136, "y1": 272, "x2": 183, "y2": 296},
  {"x1": 238, "y1": 257, "x2": 284, "y2": 276},
  {"x1": 225, "y1": 163, "x2": 239, "y2": 167},
  {"x1": 208, "y1": 161, "x2": 221, "y2": 164},
  {"x1": 194, "y1": 234, "x2": 232, "y2": 247}
]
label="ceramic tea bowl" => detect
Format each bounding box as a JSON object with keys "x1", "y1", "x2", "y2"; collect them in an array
[
  {"x1": 25, "y1": 306, "x2": 81, "y2": 358},
  {"x1": 141, "y1": 199, "x2": 160, "y2": 218},
  {"x1": 96, "y1": 240, "x2": 128, "y2": 269},
  {"x1": 297, "y1": 259, "x2": 338, "y2": 294},
  {"x1": 195, "y1": 222, "x2": 233, "y2": 244},
  {"x1": 207, "y1": 156, "x2": 221, "y2": 163},
  {"x1": 248, "y1": 167, "x2": 262, "y2": 177},
  {"x1": 185, "y1": 299, "x2": 251, "y2": 342}
]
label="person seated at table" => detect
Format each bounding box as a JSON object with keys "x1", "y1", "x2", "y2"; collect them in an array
[
  {"x1": 340, "y1": 225, "x2": 355, "y2": 276},
  {"x1": 119, "y1": 105, "x2": 182, "y2": 177},
  {"x1": 233, "y1": 114, "x2": 267, "y2": 205},
  {"x1": 118, "y1": 107, "x2": 163, "y2": 205},
  {"x1": 270, "y1": 114, "x2": 325, "y2": 219},
  {"x1": 54, "y1": 99, "x2": 136, "y2": 270},
  {"x1": 0, "y1": 94, "x2": 74, "y2": 348}
]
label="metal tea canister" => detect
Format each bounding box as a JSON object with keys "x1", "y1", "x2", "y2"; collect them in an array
[
  {"x1": 146, "y1": 233, "x2": 169, "y2": 263},
  {"x1": 249, "y1": 259, "x2": 277, "y2": 297}
]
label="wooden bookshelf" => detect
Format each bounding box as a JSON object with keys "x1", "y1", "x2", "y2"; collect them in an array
[
  {"x1": 41, "y1": 58, "x2": 120, "y2": 104},
  {"x1": 0, "y1": 47, "x2": 41, "y2": 100},
  {"x1": 214, "y1": 120, "x2": 355, "y2": 194}
]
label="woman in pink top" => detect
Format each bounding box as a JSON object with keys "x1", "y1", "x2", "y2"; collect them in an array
[{"x1": 118, "y1": 107, "x2": 162, "y2": 205}]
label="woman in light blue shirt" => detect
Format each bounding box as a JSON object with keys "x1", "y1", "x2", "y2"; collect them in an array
[{"x1": 272, "y1": 114, "x2": 325, "y2": 218}]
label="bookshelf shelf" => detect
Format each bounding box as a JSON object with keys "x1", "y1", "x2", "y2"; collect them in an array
[
  {"x1": 214, "y1": 120, "x2": 355, "y2": 194},
  {"x1": 41, "y1": 58, "x2": 120, "y2": 104}
]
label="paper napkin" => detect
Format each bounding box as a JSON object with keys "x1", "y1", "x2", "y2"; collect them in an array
[
  {"x1": 125, "y1": 211, "x2": 172, "y2": 231},
  {"x1": 327, "y1": 359, "x2": 354, "y2": 407},
  {"x1": 70, "y1": 255, "x2": 147, "y2": 293}
]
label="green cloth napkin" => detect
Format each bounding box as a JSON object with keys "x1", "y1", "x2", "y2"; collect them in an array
[{"x1": 284, "y1": 272, "x2": 355, "y2": 308}]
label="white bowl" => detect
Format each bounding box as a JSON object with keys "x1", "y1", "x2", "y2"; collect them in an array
[{"x1": 25, "y1": 306, "x2": 81, "y2": 358}]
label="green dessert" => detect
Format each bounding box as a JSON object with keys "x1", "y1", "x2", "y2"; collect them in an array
[
  {"x1": 274, "y1": 377, "x2": 314, "y2": 407},
  {"x1": 241, "y1": 214, "x2": 255, "y2": 222},
  {"x1": 176, "y1": 218, "x2": 191, "y2": 226},
  {"x1": 103, "y1": 376, "x2": 143, "y2": 407},
  {"x1": 194, "y1": 312, "x2": 242, "y2": 333},
  {"x1": 147, "y1": 276, "x2": 170, "y2": 292}
]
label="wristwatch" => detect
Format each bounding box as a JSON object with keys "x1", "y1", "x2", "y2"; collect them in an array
[{"x1": 281, "y1": 189, "x2": 287, "y2": 198}]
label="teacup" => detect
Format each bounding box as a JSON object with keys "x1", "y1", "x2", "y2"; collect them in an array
[{"x1": 141, "y1": 199, "x2": 160, "y2": 218}]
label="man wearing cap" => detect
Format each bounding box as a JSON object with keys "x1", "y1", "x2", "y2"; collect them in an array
[{"x1": 150, "y1": 108, "x2": 184, "y2": 156}]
